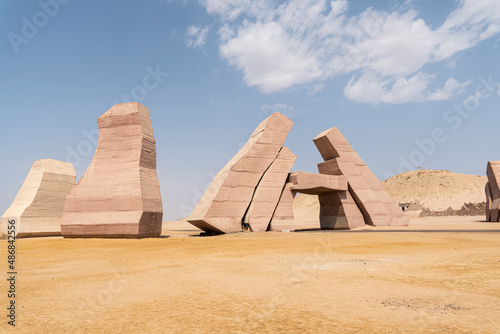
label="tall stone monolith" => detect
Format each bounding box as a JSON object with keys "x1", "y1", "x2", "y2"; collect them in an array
[{"x1": 61, "y1": 102, "x2": 163, "y2": 238}]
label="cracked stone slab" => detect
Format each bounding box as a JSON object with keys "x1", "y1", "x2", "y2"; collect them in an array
[
  {"x1": 187, "y1": 112, "x2": 293, "y2": 234},
  {"x1": 244, "y1": 147, "x2": 296, "y2": 232}
]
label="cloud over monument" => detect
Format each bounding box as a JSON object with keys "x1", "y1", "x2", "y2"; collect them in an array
[{"x1": 200, "y1": 0, "x2": 500, "y2": 103}]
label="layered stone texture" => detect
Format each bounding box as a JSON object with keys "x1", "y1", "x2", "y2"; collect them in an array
[
  {"x1": 61, "y1": 102, "x2": 163, "y2": 238},
  {"x1": 244, "y1": 147, "x2": 296, "y2": 232},
  {"x1": 485, "y1": 161, "x2": 500, "y2": 222},
  {"x1": 269, "y1": 180, "x2": 296, "y2": 232},
  {"x1": 318, "y1": 191, "x2": 365, "y2": 230},
  {"x1": 187, "y1": 113, "x2": 294, "y2": 233},
  {"x1": 188, "y1": 115, "x2": 408, "y2": 233},
  {"x1": 289, "y1": 172, "x2": 347, "y2": 194},
  {"x1": 0, "y1": 159, "x2": 76, "y2": 238},
  {"x1": 314, "y1": 127, "x2": 409, "y2": 228}
]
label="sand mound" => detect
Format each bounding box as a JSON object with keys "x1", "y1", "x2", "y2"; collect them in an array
[{"x1": 382, "y1": 169, "x2": 487, "y2": 211}]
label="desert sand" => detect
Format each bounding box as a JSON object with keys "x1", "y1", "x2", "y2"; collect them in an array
[{"x1": 1, "y1": 216, "x2": 499, "y2": 333}]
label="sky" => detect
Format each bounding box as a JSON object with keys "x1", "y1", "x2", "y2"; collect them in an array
[{"x1": 1, "y1": 0, "x2": 500, "y2": 221}]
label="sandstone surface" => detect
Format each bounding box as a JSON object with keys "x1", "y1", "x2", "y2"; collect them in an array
[
  {"x1": 187, "y1": 113, "x2": 293, "y2": 233},
  {"x1": 244, "y1": 147, "x2": 296, "y2": 232},
  {"x1": 61, "y1": 102, "x2": 163, "y2": 238},
  {"x1": 1, "y1": 159, "x2": 75, "y2": 238},
  {"x1": 314, "y1": 127, "x2": 408, "y2": 227}
]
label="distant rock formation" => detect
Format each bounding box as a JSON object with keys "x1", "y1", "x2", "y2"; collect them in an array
[
  {"x1": 382, "y1": 169, "x2": 487, "y2": 213},
  {"x1": 61, "y1": 102, "x2": 163, "y2": 238},
  {"x1": 0, "y1": 159, "x2": 75, "y2": 238}
]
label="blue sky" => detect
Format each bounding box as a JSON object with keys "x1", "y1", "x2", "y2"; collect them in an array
[{"x1": 1, "y1": 0, "x2": 500, "y2": 220}]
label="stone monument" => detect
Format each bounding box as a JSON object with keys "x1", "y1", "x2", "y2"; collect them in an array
[{"x1": 61, "y1": 102, "x2": 163, "y2": 238}]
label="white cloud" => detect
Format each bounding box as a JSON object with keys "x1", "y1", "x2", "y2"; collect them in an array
[
  {"x1": 444, "y1": 59, "x2": 456, "y2": 69},
  {"x1": 201, "y1": 0, "x2": 272, "y2": 21},
  {"x1": 344, "y1": 73, "x2": 470, "y2": 104},
  {"x1": 345, "y1": 10, "x2": 435, "y2": 77},
  {"x1": 307, "y1": 83, "x2": 325, "y2": 95},
  {"x1": 220, "y1": 21, "x2": 323, "y2": 92},
  {"x1": 433, "y1": 0, "x2": 500, "y2": 60},
  {"x1": 186, "y1": 25, "x2": 210, "y2": 48},
  {"x1": 344, "y1": 72, "x2": 431, "y2": 104},
  {"x1": 261, "y1": 103, "x2": 307, "y2": 119},
  {"x1": 426, "y1": 78, "x2": 470, "y2": 101},
  {"x1": 201, "y1": 0, "x2": 500, "y2": 103}
]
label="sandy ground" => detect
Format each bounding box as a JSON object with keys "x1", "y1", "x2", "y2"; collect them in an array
[{"x1": 1, "y1": 216, "x2": 500, "y2": 333}]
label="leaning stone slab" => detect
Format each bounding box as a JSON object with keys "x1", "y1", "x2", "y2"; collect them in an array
[
  {"x1": 244, "y1": 147, "x2": 296, "y2": 232},
  {"x1": 61, "y1": 102, "x2": 163, "y2": 238},
  {"x1": 487, "y1": 161, "x2": 500, "y2": 200},
  {"x1": 1, "y1": 159, "x2": 75, "y2": 238},
  {"x1": 187, "y1": 113, "x2": 293, "y2": 233},
  {"x1": 269, "y1": 181, "x2": 296, "y2": 232}
]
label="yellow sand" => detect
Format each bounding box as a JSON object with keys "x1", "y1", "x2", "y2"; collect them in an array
[{"x1": 1, "y1": 216, "x2": 499, "y2": 333}]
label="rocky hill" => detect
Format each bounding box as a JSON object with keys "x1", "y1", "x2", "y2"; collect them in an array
[{"x1": 382, "y1": 169, "x2": 486, "y2": 211}]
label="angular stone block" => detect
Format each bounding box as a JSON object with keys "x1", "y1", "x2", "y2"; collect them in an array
[
  {"x1": 61, "y1": 102, "x2": 163, "y2": 238},
  {"x1": 289, "y1": 171, "x2": 347, "y2": 194},
  {"x1": 487, "y1": 161, "x2": 500, "y2": 200},
  {"x1": 318, "y1": 190, "x2": 365, "y2": 230},
  {"x1": 491, "y1": 199, "x2": 500, "y2": 222},
  {"x1": 1, "y1": 159, "x2": 75, "y2": 238},
  {"x1": 188, "y1": 113, "x2": 293, "y2": 233},
  {"x1": 314, "y1": 127, "x2": 408, "y2": 227},
  {"x1": 485, "y1": 162, "x2": 500, "y2": 222},
  {"x1": 244, "y1": 147, "x2": 296, "y2": 232},
  {"x1": 269, "y1": 181, "x2": 296, "y2": 232}
]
